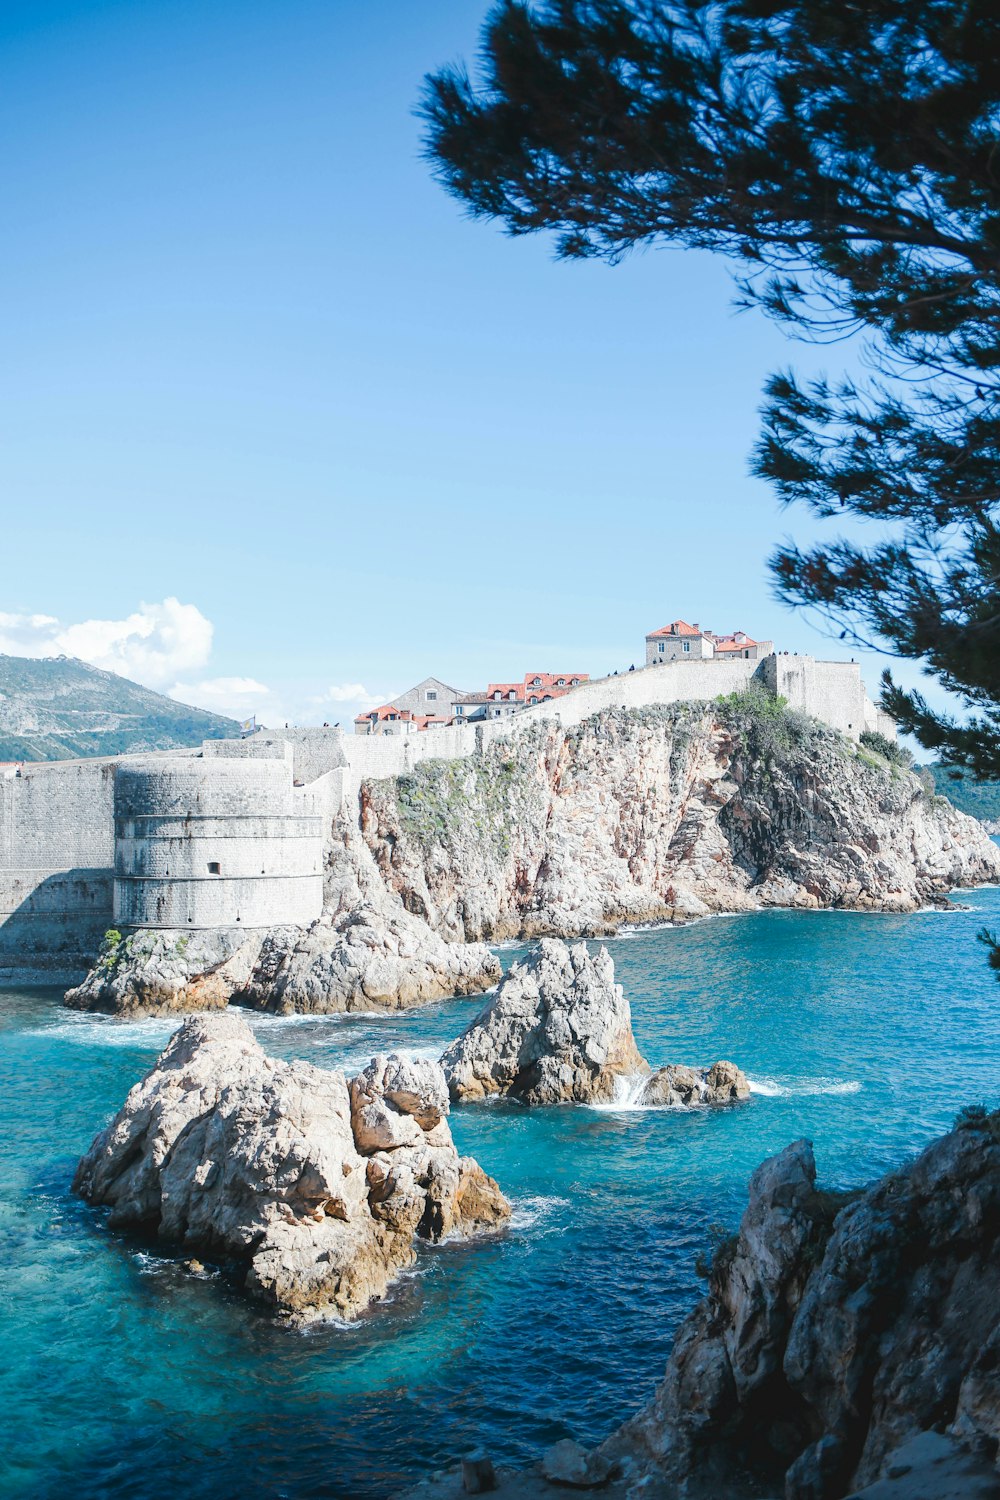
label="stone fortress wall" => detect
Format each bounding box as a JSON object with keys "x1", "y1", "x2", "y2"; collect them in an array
[
  {"x1": 0, "y1": 756, "x2": 118, "y2": 983},
  {"x1": 113, "y1": 755, "x2": 324, "y2": 931},
  {"x1": 0, "y1": 652, "x2": 895, "y2": 982}
]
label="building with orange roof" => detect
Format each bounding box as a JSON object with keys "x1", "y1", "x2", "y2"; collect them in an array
[{"x1": 645, "y1": 621, "x2": 773, "y2": 667}]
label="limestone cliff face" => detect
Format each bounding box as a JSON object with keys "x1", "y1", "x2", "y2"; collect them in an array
[{"x1": 361, "y1": 702, "x2": 1000, "y2": 940}]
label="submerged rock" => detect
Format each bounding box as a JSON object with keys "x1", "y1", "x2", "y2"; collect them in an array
[
  {"x1": 73, "y1": 1013, "x2": 509, "y2": 1322},
  {"x1": 640, "y1": 1060, "x2": 750, "y2": 1107},
  {"x1": 440, "y1": 939, "x2": 647, "y2": 1104}
]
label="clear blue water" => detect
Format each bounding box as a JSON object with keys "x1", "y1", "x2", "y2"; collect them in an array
[{"x1": 4, "y1": 889, "x2": 1000, "y2": 1500}]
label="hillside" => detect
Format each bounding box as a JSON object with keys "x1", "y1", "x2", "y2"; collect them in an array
[
  {"x1": 921, "y1": 762, "x2": 1000, "y2": 825},
  {"x1": 0, "y1": 655, "x2": 239, "y2": 760}
]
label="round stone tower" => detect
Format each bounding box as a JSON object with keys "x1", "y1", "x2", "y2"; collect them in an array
[{"x1": 113, "y1": 756, "x2": 323, "y2": 930}]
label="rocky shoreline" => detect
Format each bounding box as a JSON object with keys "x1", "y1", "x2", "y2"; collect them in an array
[
  {"x1": 401, "y1": 1113, "x2": 1000, "y2": 1500},
  {"x1": 63, "y1": 701, "x2": 1000, "y2": 1019}
]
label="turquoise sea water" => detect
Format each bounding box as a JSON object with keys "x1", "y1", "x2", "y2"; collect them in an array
[{"x1": 4, "y1": 888, "x2": 1000, "y2": 1500}]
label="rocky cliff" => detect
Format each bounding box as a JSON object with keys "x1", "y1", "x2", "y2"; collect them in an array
[
  {"x1": 400, "y1": 1111, "x2": 1000, "y2": 1500},
  {"x1": 362, "y1": 697, "x2": 1000, "y2": 940},
  {"x1": 65, "y1": 697, "x2": 1000, "y2": 1016},
  {"x1": 601, "y1": 1114, "x2": 1000, "y2": 1498}
]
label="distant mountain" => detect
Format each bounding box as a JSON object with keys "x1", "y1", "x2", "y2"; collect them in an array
[
  {"x1": 921, "y1": 763, "x2": 1000, "y2": 826},
  {"x1": 0, "y1": 655, "x2": 239, "y2": 761}
]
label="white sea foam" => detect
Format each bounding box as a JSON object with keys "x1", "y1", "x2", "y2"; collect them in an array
[
  {"x1": 747, "y1": 1075, "x2": 862, "y2": 1098},
  {"x1": 509, "y1": 1195, "x2": 570, "y2": 1232},
  {"x1": 40, "y1": 1014, "x2": 184, "y2": 1049},
  {"x1": 132, "y1": 1250, "x2": 178, "y2": 1275},
  {"x1": 585, "y1": 1072, "x2": 654, "y2": 1112}
]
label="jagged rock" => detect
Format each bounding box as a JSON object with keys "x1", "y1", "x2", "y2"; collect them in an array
[
  {"x1": 362, "y1": 704, "x2": 1000, "y2": 940},
  {"x1": 440, "y1": 940, "x2": 750, "y2": 1113},
  {"x1": 64, "y1": 928, "x2": 264, "y2": 1016},
  {"x1": 440, "y1": 939, "x2": 648, "y2": 1104},
  {"x1": 64, "y1": 904, "x2": 499, "y2": 1020},
  {"x1": 640, "y1": 1060, "x2": 750, "y2": 1107},
  {"x1": 595, "y1": 1116, "x2": 1000, "y2": 1500},
  {"x1": 239, "y1": 904, "x2": 500, "y2": 1016},
  {"x1": 73, "y1": 1014, "x2": 509, "y2": 1322}
]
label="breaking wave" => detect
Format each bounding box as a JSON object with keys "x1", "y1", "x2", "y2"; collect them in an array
[{"x1": 747, "y1": 1075, "x2": 861, "y2": 1098}]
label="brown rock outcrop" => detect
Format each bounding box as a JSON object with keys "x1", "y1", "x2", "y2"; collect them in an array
[{"x1": 73, "y1": 1013, "x2": 509, "y2": 1322}]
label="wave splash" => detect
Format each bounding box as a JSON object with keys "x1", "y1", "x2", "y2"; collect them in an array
[
  {"x1": 509, "y1": 1195, "x2": 570, "y2": 1233},
  {"x1": 748, "y1": 1075, "x2": 861, "y2": 1098}
]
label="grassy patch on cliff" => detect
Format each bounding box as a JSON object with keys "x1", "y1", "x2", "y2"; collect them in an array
[
  {"x1": 714, "y1": 684, "x2": 824, "y2": 765},
  {"x1": 393, "y1": 738, "x2": 544, "y2": 857}
]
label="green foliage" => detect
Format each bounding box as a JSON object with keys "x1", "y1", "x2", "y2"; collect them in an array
[
  {"x1": 423, "y1": 0, "x2": 1000, "y2": 777},
  {"x1": 954, "y1": 1101, "x2": 1000, "y2": 1138},
  {"x1": 978, "y1": 927, "x2": 1000, "y2": 975},
  {"x1": 714, "y1": 685, "x2": 820, "y2": 766},
  {"x1": 695, "y1": 1222, "x2": 738, "y2": 1281},
  {"x1": 859, "y1": 731, "x2": 913, "y2": 770},
  {"x1": 921, "y1": 765, "x2": 1000, "y2": 823},
  {"x1": 97, "y1": 928, "x2": 123, "y2": 972},
  {"x1": 394, "y1": 744, "x2": 538, "y2": 859}
]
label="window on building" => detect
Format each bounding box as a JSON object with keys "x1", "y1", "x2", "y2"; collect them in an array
[
  {"x1": 456, "y1": 705, "x2": 463, "y2": 714},
  {"x1": 683, "y1": 641, "x2": 691, "y2": 654},
  {"x1": 208, "y1": 862, "x2": 221, "y2": 875},
  {"x1": 744, "y1": 650, "x2": 750, "y2": 658},
  {"x1": 658, "y1": 642, "x2": 665, "y2": 654},
  {"x1": 529, "y1": 696, "x2": 537, "y2": 705},
  {"x1": 426, "y1": 690, "x2": 437, "y2": 700},
  {"x1": 532, "y1": 677, "x2": 541, "y2": 686},
  {"x1": 508, "y1": 690, "x2": 516, "y2": 701}
]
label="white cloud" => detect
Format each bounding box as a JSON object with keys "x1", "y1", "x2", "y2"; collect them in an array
[
  {"x1": 0, "y1": 597, "x2": 213, "y2": 688},
  {"x1": 317, "y1": 682, "x2": 388, "y2": 707},
  {"x1": 169, "y1": 676, "x2": 271, "y2": 717}
]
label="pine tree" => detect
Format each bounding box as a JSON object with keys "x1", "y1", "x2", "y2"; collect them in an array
[{"x1": 422, "y1": 0, "x2": 1000, "y2": 775}]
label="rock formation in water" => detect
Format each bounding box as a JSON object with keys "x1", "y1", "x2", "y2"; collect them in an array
[
  {"x1": 398, "y1": 1113, "x2": 1000, "y2": 1500},
  {"x1": 640, "y1": 1059, "x2": 750, "y2": 1106},
  {"x1": 440, "y1": 938, "x2": 749, "y2": 1107},
  {"x1": 599, "y1": 1119, "x2": 1000, "y2": 1497},
  {"x1": 73, "y1": 1013, "x2": 509, "y2": 1322},
  {"x1": 441, "y1": 939, "x2": 645, "y2": 1104},
  {"x1": 65, "y1": 928, "x2": 261, "y2": 1016},
  {"x1": 363, "y1": 699, "x2": 1000, "y2": 939}
]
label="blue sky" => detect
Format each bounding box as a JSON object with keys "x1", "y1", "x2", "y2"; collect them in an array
[{"x1": 1, "y1": 0, "x2": 932, "y2": 728}]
